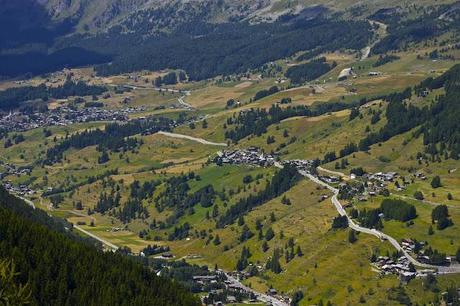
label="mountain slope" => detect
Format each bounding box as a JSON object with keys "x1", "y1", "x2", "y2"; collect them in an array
[
  {"x1": 40, "y1": 0, "x2": 273, "y2": 33},
  {"x1": 38, "y1": 0, "x2": 460, "y2": 34},
  {"x1": 0, "y1": 186, "x2": 199, "y2": 306}
]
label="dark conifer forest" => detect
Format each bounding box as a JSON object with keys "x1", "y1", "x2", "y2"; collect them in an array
[{"x1": 0, "y1": 186, "x2": 199, "y2": 306}]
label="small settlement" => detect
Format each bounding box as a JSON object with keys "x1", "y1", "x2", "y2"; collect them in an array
[
  {"x1": 216, "y1": 147, "x2": 276, "y2": 167},
  {"x1": 0, "y1": 106, "x2": 141, "y2": 133}
]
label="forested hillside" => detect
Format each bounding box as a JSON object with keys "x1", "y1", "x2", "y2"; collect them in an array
[
  {"x1": 88, "y1": 18, "x2": 371, "y2": 80},
  {"x1": 0, "y1": 186, "x2": 199, "y2": 306},
  {"x1": 371, "y1": 4, "x2": 460, "y2": 54},
  {"x1": 3, "y1": 0, "x2": 459, "y2": 79},
  {"x1": 358, "y1": 64, "x2": 460, "y2": 158}
]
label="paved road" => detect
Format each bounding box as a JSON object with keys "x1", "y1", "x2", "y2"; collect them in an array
[
  {"x1": 317, "y1": 166, "x2": 348, "y2": 179},
  {"x1": 274, "y1": 162, "x2": 460, "y2": 273},
  {"x1": 109, "y1": 84, "x2": 194, "y2": 110},
  {"x1": 73, "y1": 225, "x2": 119, "y2": 251},
  {"x1": 298, "y1": 169, "x2": 438, "y2": 269},
  {"x1": 157, "y1": 131, "x2": 228, "y2": 146},
  {"x1": 361, "y1": 20, "x2": 387, "y2": 61},
  {"x1": 360, "y1": 46, "x2": 371, "y2": 61},
  {"x1": 225, "y1": 274, "x2": 288, "y2": 306},
  {"x1": 392, "y1": 193, "x2": 458, "y2": 209},
  {"x1": 177, "y1": 95, "x2": 194, "y2": 109},
  {"x1": 152, "y1": 87, "x2": 194, "y2": 109},
  {"x1": 17, "y1": 195, "x2": 36, "y2": 209}
]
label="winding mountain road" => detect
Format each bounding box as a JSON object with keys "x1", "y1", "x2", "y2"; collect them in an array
[
  {"x1": 360, "y1": 20, "x2": 388, "y2": 61},
  {"x1": 73, "y1": 225, "x2": 119, "y2": 251},
  {"x1": 225, "y1": 274, "x2": 288, "y2": 306},
  {"x1": 157, "y1": 131, "x2": 227, "y2": 146},
  {"x1": 317, "y1": 166, "x2": 348, "y2": 179},
  {"x1": 153, "y1": 87, "x2": 194, "y2": 109},
  {"x1": 299, "y1": 169, "x2": 460, "y2": 272},
  {"x1": 273, "y1": 163, "x2": 460, "y2": 273}
]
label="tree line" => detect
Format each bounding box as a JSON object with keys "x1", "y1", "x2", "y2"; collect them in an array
[
  {"x1": 0, "y1": 80, "x2": 107, "y2": 111},
  {"x1": 285, "y1": 57, "x2": 336, "y2": 84},
  {"x1": 371, "y1": 4, "x2": 459, "y2": 55},
  {"x1": 225, "y1": 100, "x2": 363, "y2": 142},
  {"x1": 216, "y1": 165, "x2": 300, "y2": 227},
  {"x1": 87, "y1": 18, "x2": 371, "y2": 81},
  {"x1": 154, "y1": 173, "x2": 217, "y2": 227},
  {"x1": 333, "y1": 64, "x2": 460, "y2": 161},
  {"x1": 355, "y1": 199, "x2": 416, "y2": 229},
  {"x1": 44, "y1": 116, "x2": 174, "y2": 164}
]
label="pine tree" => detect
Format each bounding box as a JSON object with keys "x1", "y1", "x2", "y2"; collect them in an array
[
  {"x1": 265, "y1": 227, "x2": 275, "y2": 241},
  {"x1": 296, "y1": 246, "x2": 303, "y2": 257},
  {"x1": 348, "y1": 229, "x2": 357, "y2": 243},
  {"x1": 262, "y1": 241, "x2": 269, "y2": 252},
  {"x1": 431, "y1": 176, "x2": 442, "y2": 188},
  {"x1": 428, "y1": 225, "x2": 434, "y2": 235}
]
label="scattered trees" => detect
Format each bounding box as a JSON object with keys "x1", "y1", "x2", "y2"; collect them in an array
[
  {"x1": 265, "y1": 227, "x2": 275, "y2": 241},
  {"x1": 431, "y1": 176, "x2": 442, "y2": 188},
  {"x1": 217, "y1": 166, "x2": 300, "y2": 227}
]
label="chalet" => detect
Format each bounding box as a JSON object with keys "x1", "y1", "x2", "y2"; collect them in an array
[
  {"x1": 320, "y1": 175, "x2": 340, "y2": 184},
  {"x1": 369, "y1": 172, "x2": 398, "y2": 182},
  {"x1": 158, "y1": 252, "x2": 173, "y2": 259},
  {"x1": 399, "y1": 271, "x2": 416, "y2": 283},
  {"x1": 193, "y1": 275, "x2": 217, "y2": 283},
  {"x1": 420, "y1": 90, "x2": 430, "y2": 97},
  {"x1": 338, "y1": 68, "x2": 354, "y2": 81},
  {"x1": 227, "y1": 296, "x2": 237, "y2": 303}
]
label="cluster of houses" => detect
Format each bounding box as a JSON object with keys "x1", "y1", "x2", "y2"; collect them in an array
[
  {"x1": 216, "y1": 148, "x2": 276, "y2": 167},
  {"x1": 353, "y1": 171, "x2": 400, "y2": 197},
  {"x1": 193, "y1": 268, "x2": 291, "y2": 306},
  {"x1": 0, "y1": 163, "x2": 31, "y2": 179},
  {"x1": 319, "y1": 175, "x2": 341, "y2": 184},
  {"x1": 401, "y1": 239, "x2": 421, "y2": 253},
  {"x1": 368, "y1": 171, "x2": 398, "y2": 182},
  {"x1": 0, "y1": 106, "x2": 142, "y2": 133},
  {"x1": 415, "y1": 172, "x2": 428, "y2": 180},
  {"x1": 372, "y1": 239, "x2": 431, "y2": 282},
  {"x1": 282, "y1": 159, "x2": 315, "y2": 172},
  {"x1": 195, "y1": 272, "x2": 256, "y2": 306},
  {"x1": 2, "y1": 181, "x2": 35, "y2": 196},
  {"x1": 372, "y1": 255, "x2": 418, "y2": 282}
]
